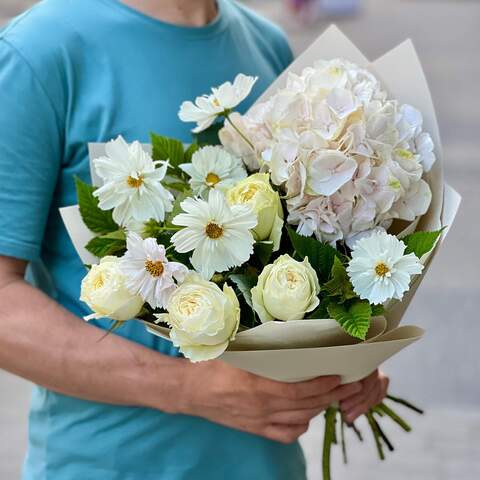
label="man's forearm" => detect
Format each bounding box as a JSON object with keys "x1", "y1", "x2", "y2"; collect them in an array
[{"x1": 0, "y1": 276, "x2": 187, "y2": 413}]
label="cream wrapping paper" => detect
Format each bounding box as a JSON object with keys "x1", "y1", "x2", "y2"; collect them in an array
[{"x1": 60, "y1": 25, "x2": 461, "y2": 382}]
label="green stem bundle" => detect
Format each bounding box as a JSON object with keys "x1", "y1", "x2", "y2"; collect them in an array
[{"x1": 320, "y1": 395, "x2": 424, "y2": 480}]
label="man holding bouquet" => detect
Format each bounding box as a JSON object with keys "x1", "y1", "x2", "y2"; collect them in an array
[{"x1": 0, "y1": 0, "x2": 388, "y2": 478}]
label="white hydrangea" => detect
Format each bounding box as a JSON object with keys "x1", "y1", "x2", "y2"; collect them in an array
[{"x1": 220, "y1": 58, "x2": 436, "y2": 246}]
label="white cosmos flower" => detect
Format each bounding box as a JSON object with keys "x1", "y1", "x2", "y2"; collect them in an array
[
  {"x1": 347, "y1": 231, "x2": 423, "y2": 304},
  {"x1": 170, "y1": 189, "x2": 257, "y2": 280},
  {"x1": 93, "y1": 136, "x2": 174, "y2": 226},
  {"x1": 179, "y1": 146, "x2": 247, "y2": 198},
  {"x1": 178, "y1": 74, "x2": 258, "y2": 133},
  {"x1": 120, "y1": 233, "x2": 188, "y2": 309}
]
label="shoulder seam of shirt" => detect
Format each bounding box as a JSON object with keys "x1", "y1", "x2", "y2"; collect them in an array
[
  {"x1": 0, "y1": 6, "x2": 37, "y2": 39},
  {"x1": 0, "y1": 38, "x2": 64, "y2": 137}
]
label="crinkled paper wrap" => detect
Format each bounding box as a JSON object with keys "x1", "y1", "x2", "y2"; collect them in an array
[
  {"x1": 146, "y1": 317, "x2": 424, "y2": 383},
  {"x1": 60, "y1": 26, "x2": 460, "y2": 382}
]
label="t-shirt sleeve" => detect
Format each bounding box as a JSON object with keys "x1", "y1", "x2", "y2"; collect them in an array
[
  {"x1": 0, "y1": 39, "x2": 62, "y2": 262},
  {"x1": 275, "y1": 28, "x2": 294, "y2": 71}
]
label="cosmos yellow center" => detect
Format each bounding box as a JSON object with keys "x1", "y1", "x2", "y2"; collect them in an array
[
  {"x1": 375, "y1": 262, "x2": 390, "y2": 277},
  {"x1": 145, "y1": 260, "x2": 164, "y2": 277},
  {"x1": 127, "y1": 175, "x2": 144, "y2": 188},
  {"x1": 205, "y1": 172, "x2": 221, "y2": 185},
  {"x1": 205, "y1": 222, "x2": 224, "y2": 239},
  {"x1": 212, "y1": 98, "x2": 221, "y2": 107}
]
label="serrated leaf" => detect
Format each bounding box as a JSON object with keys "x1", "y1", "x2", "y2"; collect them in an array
[
  {"x1": 287, "y1": 226, "x2": 338, "y2": 282},
  {"x1": 193, "y1": 122, "x2": 223, "y2": 146},
  {"x1": 184, "y1": 142, "x2": 200, "y2": 163},
  {"x1": 75, "y1": 177, "x2": 118, "y2": 235},
  {"x1": 327, "y1": 300, "x2": 372, "y2": 340},
  {"x1": 229, "y1": 273, "x2": 258, "y2": 309},
  {"x1": 85, "y1": 235, "x2": 126, "y2": 258},
  {"x1": 402, "y1": 229, "x2": 444, "y2": 258},
  {"x1": 254, "y1": 241, "x2": 274, "y2": 266},
  {"x1": 102, "y1": 230, "x2": 126, "y2": 240},
  {"x1": 150, "y1": 132, "x2": 184, "y2": 169},
  {"x1": 322, "y1": 256, "x2": 357, "y2": 302}
]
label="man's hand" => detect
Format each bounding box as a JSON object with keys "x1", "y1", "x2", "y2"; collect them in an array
[
  {"x1": 339, "y1": 369, "x2": 389, "y2": 424},
  {"x1": 177, "y1": 361, "x2": 362, "y2": 444}
]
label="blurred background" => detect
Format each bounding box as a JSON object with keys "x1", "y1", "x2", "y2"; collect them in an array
[{"x1": 1, "y1": 0, "x2": 479, "y2": 479}]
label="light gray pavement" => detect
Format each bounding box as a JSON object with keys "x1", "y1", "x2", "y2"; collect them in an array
[{"x1": 1, "y1": 0, "x2": 479, "y2": 479}]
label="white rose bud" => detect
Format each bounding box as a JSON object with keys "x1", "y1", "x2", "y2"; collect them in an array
[
  {"x1": 156, "y1": 274, "x2": 240, "y2": 362},
  {"x1": 226, "y1": 173, "x2": 283, "y2": 250},
  {"x1": 81, "y1": 256, "x2": 144, "y2": 321},
  {"x1": 252, "y1": 254, "x2": 320, "y2": 323}
]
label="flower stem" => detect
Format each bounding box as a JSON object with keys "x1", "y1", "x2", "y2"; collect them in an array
[
  {"x1": 322, "y1": 406, "x2": 338, "y2": 480},
  {"x1": 371, "y1": 411, "x2": 395, "y2": 452},
  {"x1": 224, "y1": 113, "x2": 255, "y2": 151},
  {"x1": 340, "y1": 416, "x2": 348, "y2": 464},
  {"x1": 378, "y1": 402, "x2": 412, "y2": 432},
  {"x1": 386, "y1": 395, "x2": 425, "y2": 415},
  {"x1": 366, "y1": 411, "x2": 385, "y2": 460},
  {"x1": 349, "y1": 421, "x2": 363, "y2": 442}
]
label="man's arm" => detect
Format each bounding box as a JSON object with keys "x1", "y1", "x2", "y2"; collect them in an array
[
  {"x1": 0, "y1": 255, "x2": 364, "y2": 444},
  {"x1": 0, "y1": 256, "x2": 186, "y2": 411}
]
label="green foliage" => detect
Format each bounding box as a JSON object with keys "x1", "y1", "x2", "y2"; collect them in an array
[
  {"x1": 229, "y1": 272, "x2": 259, "y2": 328},
  {"x1": 327, "y1": 300, "x2": 372, "y2": 340},
  {"x1": 371, "y1": 304, "x2": 385, "y2": 317},
  {"x1": 85, "y1": 230, "x2": 127, "y2": 257},
  {"x1": 184, "y1": 142, "x2": 200, "y2": 163},
  {"x1": 193, "y1": 122, "x2": 223, "y2": 146},
  {"x1": 322, "y1": 257, "x2": 356, "y2": 303},
  {"x1": 402, "y1": 228, "x2": 444, "y2": 258},
  {"x1": 165, "y1": 190, "x2": 191, "y2": 227},
  {"x1": 229, "y1": 273, "x2": 257, "y2": 309},
  {"x1": 75, "y1": 177, "x2": 118, "y2": 235},
  {"x1": 254, "y1": 241, "x2": 274, "y2": 266},
  {"x1": 150, "y1": 132, "x2": 184, "y2": 169},
  {"x1": 306, "y1": 301, "x2": 330, "y2": 320},
  {"x1": 287, "y1": 227, "x2": 338, "y2": 283}
]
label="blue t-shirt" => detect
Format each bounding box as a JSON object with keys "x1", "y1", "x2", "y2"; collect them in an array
[{"x1": 0, "y1": 0, "x2": 306, "y2": 479}]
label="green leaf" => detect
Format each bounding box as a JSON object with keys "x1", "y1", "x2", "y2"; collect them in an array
[
  {"x1": 371, "y1": 304, "x2": 385, "y2": 317},
  {"x1": 193, "y1": 122, "x2": 223, "y2": 146},
  {"x1": 165, "y1": 190, "x2": 192, "y2": 227},
  {"x1": 287, "y1": 226, "x2": 338, "y2": 282},
  {"x1": 322, "y1": 257, "x2": 357, "y2": 302},
  {"x1": 150, "y1": 132, "x2": 184, "y2": 169},
  {"x1": 229, "y1": 273, "x2": 258, "y2": 310},
  {"x1": 254, "y1": 241, "x2": 274, "y2": 266},
  {"x1": 402, "y1": 229, "x2": 444, "y2": 258},
  {"x1": 306, "y1": 301, "x2": 330, "y2": 320},
  {"x1": 85, "y1": 234, "x2": 126, "y2": 258},
  {"x1": 163, "y1": 179, "x2": 190, "y2": 193},
  {"x1": 184, "y1": 142, "x2": 200, "y2": 163},
  {"x1": 327, "y1": 300, "x2": 372, "y2": 340},
  {"x1": 75, "y1": 177, "x2": 118, "y2": 235},
  {"x1": 102, "y1": 230, "x2": 126, "y2": 240}
]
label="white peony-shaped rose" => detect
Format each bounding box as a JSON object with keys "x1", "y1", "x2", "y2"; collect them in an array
[
  {"x1": 226, "y1": 173, "x2": 284, "y2": 250},
  {"x1": 81, "y1": 256, "x2": 144, "y2": 322},
  {"x1": 156, "y1": 274, "x2": 240, "y2": 362},
  {"x1": 252, "y1": 254, "x2": 320, "y2": 323}
]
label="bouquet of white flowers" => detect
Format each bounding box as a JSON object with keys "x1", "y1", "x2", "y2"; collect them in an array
[{"x1": 61, "y1": 26, "x2": 460, "y2": 480}]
